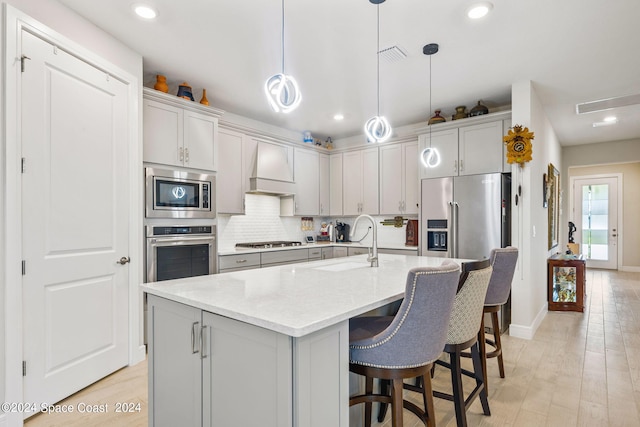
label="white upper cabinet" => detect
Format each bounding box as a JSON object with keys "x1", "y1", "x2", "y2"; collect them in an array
[
  {"x1": 329, "y1": 153, "x2": 343, "y2": 216},
  {"x1": 217, "y1": 127, "x2": 249, "y2": 214},
  {"x1": 319, "y1": 153, "x2": 330, "y2": 216},
  {"x1": 419, "y1": 128, "x2": 459, "y2": 179},
  {"x1": 143, "y1": 88, "x2": 223, "y2": 171},
  {"x1": 379, "y1": 141, "x2": 419, "y2": 215},
  {"x1": 343, "y1": 147, "x2": 379, "y2": 216},
  {"x1": 294, "y1": 148, "x2": 320, "y2": 215},
  {"x1": 458, "y1": 120, "x2": 504, "y2": 176},
  {"x1": 418, "y1": 113, "x2": 510, "y2": 179}
]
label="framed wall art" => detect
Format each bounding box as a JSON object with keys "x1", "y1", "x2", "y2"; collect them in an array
[{"x1": 547, "y1": 163, "x2": 560, "y2": 249}]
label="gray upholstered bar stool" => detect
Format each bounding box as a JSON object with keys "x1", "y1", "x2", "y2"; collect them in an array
[
  {"x1": 430, "y1": 259, "x2": 493, "y2": 427},
  {"x1": 349, "y1": 262, "x2": 460, "y2": 427},
  {"x1": 479, "y1": 247, "x2": 518, "y2": 389}
]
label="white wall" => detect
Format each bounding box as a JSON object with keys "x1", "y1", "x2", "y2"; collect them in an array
[
  {"x1": 1, "y1": 1, "x2": 143, "y2": 423},
  {"x1": 509, "y1": 80, "x2": 562, "y2": 339}
]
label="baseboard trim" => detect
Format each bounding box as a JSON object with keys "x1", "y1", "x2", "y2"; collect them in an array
[
  {"x1": 131, "y1": 344, "x2": 146, "y2": 365},
  {"x1": 620, "y1": 265, "x2": 640, "y2": 273},
  {"x1": 508, "y1": 305, "x2": 547, "y2": 340}
]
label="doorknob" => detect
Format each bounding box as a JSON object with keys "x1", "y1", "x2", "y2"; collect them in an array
[{"x1": 117, "y1": 256, "x2": 131, "y2": 265}]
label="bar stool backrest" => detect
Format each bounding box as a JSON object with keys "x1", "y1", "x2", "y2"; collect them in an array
[{"x1": 485, "y1": 247, "x2": 519, "y2": 306}]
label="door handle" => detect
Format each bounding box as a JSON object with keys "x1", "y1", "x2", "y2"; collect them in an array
[
  {"x1": 116, "y1": 256, "x2": 130, "y2": 265},
  {"x1": 200, "y1": 325, "x2": 208, "y2": 359}
]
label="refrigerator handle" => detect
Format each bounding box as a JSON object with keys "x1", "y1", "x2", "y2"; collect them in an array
[{"x1": 450, "y1": 201, "x2": 459, "y2": 258}]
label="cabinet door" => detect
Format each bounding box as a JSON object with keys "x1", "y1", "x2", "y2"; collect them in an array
[
  {"x1": 143, "y1": 99, "x2": 183, "y2": 167},
  {"x1": 348, "y1": 247, "x2": 370, "y2": 256},
  {"x1": 361, "y1": 147, "x2": 379, "y2": 215},
  {"x1": 147, "y1": 295, "x2": 202, "y2": 427},
  {"x1": 403, "y1": 141, "x2": 419, "y2": 214},
  {"x1": 329, "y1": 154, "x2": 343, "y2": 216},
  {"x1": 502, "y1": 119, "x2": 512, "y2": 173},
  {"x1": 294, "y1": 148, "x2": 320, "y2": 215},
  {"x1": 184, "y1": 109, "x2": 218, "y2": 171},
  {"x1": 458, "y1": 120, "x2": 503, "y2": 175},
  {"x1": 321, "y1": 247, "x2": 334, "y2": 260},
  {"x1": 333, "y1": 247, "x2": 348, "y2": 258},
  {"x1": 418, "y1": 128, "x2": 459, "y2": 179},
  {"x1": 217, "y1": 128, "x2": 246, "y2": 214},
  {"x1": 319, "y1": 154, "x2": 330, "y2": 216},
  {"x1": 342, "y1": 151, "x2": 363, "y2": 215},
  {"x1": 379, "y1": 144, "x2": 403, "y2": 215},
  {"x1": 202, "y1": 312, "x2": 292, "y2": 427}
]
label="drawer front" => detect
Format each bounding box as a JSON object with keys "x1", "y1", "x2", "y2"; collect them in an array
[
  {"x1": 308, "y1": 248, "x2": 323, "y2": 260},
  {"x1": 219, "y1": 253, "x2": 261, "y2": 270},
  {"x1": 261, "y1": 248, "x2": 309, "y2": 266},
  {"x1": 377, "y1": 249, "x2": 418, "y2": 255}
]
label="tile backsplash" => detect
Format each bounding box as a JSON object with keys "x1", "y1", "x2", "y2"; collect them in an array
[{"x1": 218, "y1": 194, "x2": 417, "y2": 251}]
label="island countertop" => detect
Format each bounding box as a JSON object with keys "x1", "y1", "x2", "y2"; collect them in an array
[{"x1": 141, "y1": 254, "x2": 469, "y2": 337}]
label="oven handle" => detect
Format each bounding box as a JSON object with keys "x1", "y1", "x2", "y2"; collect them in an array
[{"x1": 148, "y1": 235, "x2": 216, "y2": 246}]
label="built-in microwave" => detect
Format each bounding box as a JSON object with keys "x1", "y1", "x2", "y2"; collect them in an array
[{"x1": 145, "y1": 167, "x2": 215, "y2": 219}]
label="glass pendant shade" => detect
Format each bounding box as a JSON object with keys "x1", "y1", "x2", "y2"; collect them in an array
[
  {"x1": 420, "y1": 147, "x2": 441, "y2": 168},
  {"x1": 364, "y1": 115, "x2": 391, "y2": 143},
  {"x1": 265, "y1": 73, "x2": 302, "y2": 113}
]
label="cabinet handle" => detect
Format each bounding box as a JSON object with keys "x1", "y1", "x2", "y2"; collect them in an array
[
  {"x1": 200, "y1": 325, "x2": 208, "y2": 359},
  {"x1": 185, "y1": 147, "x2": 190, "y2": 163},
  {"x1": 454, "y1": 160, "x2": 458, "y2": 173},
  {"x1": 179, "y1": 147, "x2": 184, "y2": 162},
  {"x1": 460, "y1": 159, "x2": 464, "y2": 172},
  {"x1": 235, "y1": 259, "x2": 247, "y2": 264},
  {"x1": 191, "y1": 321, "x2": 200, "y2": 354}
]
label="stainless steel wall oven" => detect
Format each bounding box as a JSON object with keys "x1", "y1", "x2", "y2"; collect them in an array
[{"x1": 145, "y1": 224, "x2": 217, "y2": 282}]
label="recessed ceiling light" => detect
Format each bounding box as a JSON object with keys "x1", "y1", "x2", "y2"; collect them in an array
[
  {"x1": 467, "y1": 2, "x2": 493, "y2": 19},
  {"x1": 593, "y1": 117, "x2": 618, "y2": 127},
  {"x1": 333, "y1": 114, "x2": 344, "y2": 121},
  {"x1": 133, "y1": 4, "x2": 157, "y2": 20}
]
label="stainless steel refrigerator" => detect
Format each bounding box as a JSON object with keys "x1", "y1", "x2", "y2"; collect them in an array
[
  {"x1": 420, "y1": 173, "x2": 511, "y2": 259},
  {"x1": 421, "y1": 173, "x2": 512, "y2": 331}
]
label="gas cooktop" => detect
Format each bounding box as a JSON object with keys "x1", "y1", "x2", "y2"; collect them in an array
[{"x1": 235, "y1": 241, "x2": 303, "y2": 249}]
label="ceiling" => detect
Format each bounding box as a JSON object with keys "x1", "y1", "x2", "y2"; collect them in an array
[{"x1": 57, "y1": 0, "x2": 640, "y2": 146}]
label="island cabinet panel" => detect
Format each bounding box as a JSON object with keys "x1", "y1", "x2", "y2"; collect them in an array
[
  {"x1": 148, "y1": 295, "x2": 293, "y2": 427},
  {"x1": 203, "y1": 312, "x2": 292, "y2": 427},
  {"x1": 293, "y1": 321, "x2": 350, "y2": 427},
  {"x1": 147, "y1": 295, "x2": 203, "y2": 427}
]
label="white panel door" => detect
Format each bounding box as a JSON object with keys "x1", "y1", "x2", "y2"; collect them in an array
[{"x1": 21, "y1": 31, "x2": 129, "y2": 408}]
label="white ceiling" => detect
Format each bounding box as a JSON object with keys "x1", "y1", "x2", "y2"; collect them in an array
[{"x1": 58, "y1": 0, "x2": 640, "y2": 146}]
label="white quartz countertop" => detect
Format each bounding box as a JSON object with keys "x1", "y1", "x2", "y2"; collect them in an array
[
  {"x1": 141, "y1": 254, "x2": 468, "y2": 338},
  {"x1": 218, "y1": 242, "x2": 418, "y2": 256}
]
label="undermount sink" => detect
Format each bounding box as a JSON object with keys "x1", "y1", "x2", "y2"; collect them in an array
[{"x1": 314, "y1": 262, "x2": 370, "y2": 272}]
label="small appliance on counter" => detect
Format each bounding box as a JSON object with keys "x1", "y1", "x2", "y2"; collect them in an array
[
  {"x1": 335, "y1": 221, "x2": 350, "y2": 243},
  {"x1": 405, "y1": 219, "x2": 419, "y2": 246},
  {"x1": 316, "y1": 222, "x2": 334, "y2": 243}
]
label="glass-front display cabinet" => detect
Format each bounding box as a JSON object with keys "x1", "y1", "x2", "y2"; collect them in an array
[{"x1": 547, "y1": 254, "x2": 586, "y2": 312}]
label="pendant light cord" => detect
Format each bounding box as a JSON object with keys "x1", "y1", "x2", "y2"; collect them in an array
[
  {"x1": 281, "y1": 0, "x2": 285, "y2": 73},
  {"x1": 429, "y1": 52, "x2": 432, "y2": 147},
  {"x1": 376, "y1": 4, "x2": 380, "y2": 117}
]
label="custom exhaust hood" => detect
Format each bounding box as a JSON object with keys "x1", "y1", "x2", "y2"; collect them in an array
[{"x1": 248, "y1": 140, "x2": 295, "y2": 196}]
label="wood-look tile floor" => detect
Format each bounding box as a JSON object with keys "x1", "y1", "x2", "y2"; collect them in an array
[{"x1": 24, "y1": 268, "x2": 639, "y2": 426}]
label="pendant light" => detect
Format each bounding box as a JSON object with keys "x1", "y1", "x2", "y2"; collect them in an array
[
  {"x1": 421, "y1": 43, "x2": 441, "y2": 168},
  {"x1": 364, "y1": 0, "x2": 392, "y2": 143},
  {"x1": 265, "y1": 0, "x2": 302, "y2": 113}
]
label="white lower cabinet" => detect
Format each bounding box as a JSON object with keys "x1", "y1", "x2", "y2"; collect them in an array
[
  {"x1": 320, "y1": 247, "x2": 333, "y2": 260},
  {"x1": 147, "y1": 294, "x2": 350, "y2": 426},
  {"x1": 347, "y1": 247, "x2": 370, "y2": 257},
  {"x1": 333, "y1": 247, "x2": 348, "y2": 258}
]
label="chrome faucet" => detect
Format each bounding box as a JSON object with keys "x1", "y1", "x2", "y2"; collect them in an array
[{"x1": 350, "y1": 214, "x2": 378, "y2": 267}]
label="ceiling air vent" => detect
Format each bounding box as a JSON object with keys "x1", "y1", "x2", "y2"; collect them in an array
[
  {"x1": 378, "y1": 45, "x2": 407, "y2": 63},
  {"x1": 576, "y1": 93, "x2": 640, "y2": 114}
]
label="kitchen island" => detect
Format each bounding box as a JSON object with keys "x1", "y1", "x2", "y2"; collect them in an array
[{"x1": 141, "y1": 254, "x2": 468, "y2": 427}]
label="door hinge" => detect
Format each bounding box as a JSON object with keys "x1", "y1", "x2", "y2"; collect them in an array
[
  {"x1": 21, "y1": 55, "x2": 31, "y2": 72},
  {"x1": 22, "y1": 260, "x2": 26, "y2": 275},
  {"x1": 22, "y1": 361, "x2": 27, "y2": 376},
  {"x1": 21, "y1": 157, "x2": 26, "y2": 173}
]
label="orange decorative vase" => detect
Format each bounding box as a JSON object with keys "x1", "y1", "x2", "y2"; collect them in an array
[
  {"x1": 199, "y1": 89, "x2": 209, "y2": 106},
  {"x1": 154, "y1": 75, "x2": 169, "y2": 93}
]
